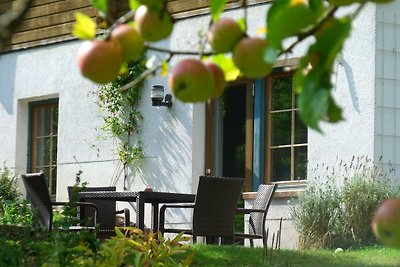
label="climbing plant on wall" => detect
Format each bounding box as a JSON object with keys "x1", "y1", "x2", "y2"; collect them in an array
[{"x1": 96, "y1": 56, "x2": 147, "y2": 171}]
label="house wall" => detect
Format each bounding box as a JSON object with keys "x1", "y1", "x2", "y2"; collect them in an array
[
  {"x1": 0, "y1": 1, "x2": 384, "y2": 243},
  {"x1": 375, "y1": 1, "x2": 400, "y2": 182},
  {"x1": 307, "y1": 4, "x2": 377, "y2": 181},
  {"x1": 0, "y1": 39, "x2": 198, "y2": 227}
]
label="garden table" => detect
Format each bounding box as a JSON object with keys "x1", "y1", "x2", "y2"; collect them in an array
[{"x1": 78, "y1": 190, "x2": 195, "y2": 232}]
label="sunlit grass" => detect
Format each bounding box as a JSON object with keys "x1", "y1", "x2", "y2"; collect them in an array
[{"x1": 183, "y1": 245, "x2": 400, "y2": 267}]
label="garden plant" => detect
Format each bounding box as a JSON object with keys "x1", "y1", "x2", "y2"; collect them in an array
[{"x1": 292, "y1": 157, "x2": 400, "y2": 249}]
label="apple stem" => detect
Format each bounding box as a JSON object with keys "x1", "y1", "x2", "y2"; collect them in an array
[
  {"x1": 100, "y1": 9, "x2": 136, "y2": 41},
  {"x1": 145, "y1": 45, "x2": 214, "y2": 56},
  {"x1": 119, "y1": 54, "x2": 173, "y2": 93}
]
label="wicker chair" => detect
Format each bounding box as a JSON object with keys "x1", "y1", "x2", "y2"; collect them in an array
[
  {"x1": 234, "y1": 183, "x2": 278, "y2": 247},
  {"x1": 159, "y1": 176, "x2": 244, "y2": 244},
  {"x1": 68, "y1": 186, "x2": 130, "y2": 237},
  {"x1": 21, "y1": 172, "x2": 98, "y2": 231}
]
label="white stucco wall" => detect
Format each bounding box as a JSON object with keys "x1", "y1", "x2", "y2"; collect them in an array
[{"x1": 307, "y1": 4, "x2": 377, "y2": 181}]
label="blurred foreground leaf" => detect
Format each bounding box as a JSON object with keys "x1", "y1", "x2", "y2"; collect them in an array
[{"x1": 72, "y1": 12, "x2": 96, "y2": 40}]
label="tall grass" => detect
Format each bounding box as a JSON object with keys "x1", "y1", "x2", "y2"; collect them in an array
[{"x1": 291, "y1": 157, "x2": 400, "y2": 249}]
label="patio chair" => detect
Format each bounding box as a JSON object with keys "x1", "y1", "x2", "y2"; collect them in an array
[
  {"x1": 68, "y1": 186, "x2": 131, "y2": 238},
  {"x1": 234, "y1": 183, "x2": 278, "y2": 247},
  {"x1": 21, "y1": 172, "x2": 98, "y2": 231},
  {"x1": 159, "y1": 176, "x2": 244, "y2": 244}
]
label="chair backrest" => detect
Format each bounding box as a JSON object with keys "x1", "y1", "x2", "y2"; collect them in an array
[
  {"x1": 68, "y1": 186, "x2": 117, "y2": 230},
  {"x1": 21, "y1": 172, "x2": 53, "y2": 231},
  {"x1": 248, "y1": 184, "x2": 278, "y2": 236},
  {"x1": 193, "y1": 176, "x2": 244, "y2": 237}
]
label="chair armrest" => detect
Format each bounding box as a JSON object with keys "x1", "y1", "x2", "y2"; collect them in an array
[
  {"x1": 236, "y1": 208, "x2": 267, "y2": 214},
  {"x1": 116, "y1": 208, "x2": 131, "y2": 227},
  {"x1": 51, "y1": 201, "x2": 68, "y2": 206},
  {"x1": 159, "y1": 204, "x2": 195, "y2": 234},
  {"x1": 162, "y1": 204, "x2": 195, "y2": 210}
]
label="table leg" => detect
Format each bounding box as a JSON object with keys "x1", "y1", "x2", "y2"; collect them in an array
[
  {"x1": 136, "y1": 196, "x2": 145, "y2": 230},
  {"x1": 151, "y1": 203, "x2": 159, "y2": 232}
]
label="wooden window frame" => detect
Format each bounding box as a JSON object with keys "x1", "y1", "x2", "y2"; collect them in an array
[
  {"x1": 29, "y1": 99, "x2": 59, "y2": 196},
  {"x1": 264, "y1": 71, "x2": 308, "y2": 184}
]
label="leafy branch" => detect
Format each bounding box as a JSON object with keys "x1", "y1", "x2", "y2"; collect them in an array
[{"x1": 77, "y1": 0, "x2": 384, "y2": 131}]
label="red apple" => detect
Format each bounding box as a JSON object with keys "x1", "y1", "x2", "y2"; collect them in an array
[
  {"x1": 372, "y1": 198, "x2": 400, "y2": 248},
  {"x1": 233, "y1": 37, "x2": 273, "y2": 78},
  {"x1": 111, "y1": 24, "x2": 144, "y2": 62},
  {"x1": 168, "y1": 59, "x2": 214, "y2": 103},
  {"x1": 76, "y1": 40, "x2": 123, "y2": 84},
  {"x1": 208, "y1": 18, "x2": 244, "y2": 53},
  {"x1": 134, "y1": 5, "x2": 173, "y2": 42},
  {"x1": 204, "y1": 61, "x2": 226, "y2": 98}
]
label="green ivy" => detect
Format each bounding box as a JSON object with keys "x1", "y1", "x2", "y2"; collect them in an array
[{"x1": 97, "y1": 56, "x2": 147, "y2": 166}]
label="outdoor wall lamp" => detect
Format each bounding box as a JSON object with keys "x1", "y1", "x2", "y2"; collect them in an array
[{"x1": 150, "y1": 85, "x2": 172, "y2": 108}]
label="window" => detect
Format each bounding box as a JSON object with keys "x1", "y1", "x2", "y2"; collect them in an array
[
  {"x1": 266, "y1": 72, "x2": 307, "y2": 182},
  {"x1": 29, "y1": 100, "x2": 58, "y2": 196},
  {"x1": 205, "y1": 68, "x2": 307, "y2": 191}
]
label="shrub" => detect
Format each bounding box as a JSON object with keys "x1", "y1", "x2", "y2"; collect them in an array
[
  {"x1": 0, "y1": 164, "x2": 20, "y2": 202},
  {"x1": 291, "y1": 157, "x2": 400, "y2": 249},
  {"x1": 0, "y1": 200, "x2": 32, "y2": 226},
  {"x1": 72, "y1": 227, "x2": 193, "y2": 266}
]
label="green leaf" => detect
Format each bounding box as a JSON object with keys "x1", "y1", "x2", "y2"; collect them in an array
[
  {"x1": 119, "y1": 62, "x2": 128, "y2": 75},
  {"x1": 263, "y1": 46, "x2": 278, "y2": 64},
  {"x1": 296, "y1": 69, "x2": 330, "y2": 131},
  {"x1": 210, "y1": 0, "x2": 228, "y2": 22},
  {"x1": 309, "y1": 17, "x2": 352, "y2": 71},
  {"x1": 327, "y1": 97, "x2": 343, "y2": 122},
  {"x1": 161, "y1": 60, "x2": 169, "y2": 77},
  {"x1": 267, "y1": 0, "x2": 325, "y2": 48},
  {"x1": 294, "y1": 17, "x2": 350, "y2": 130},
  {"x1": 91, "y1": 0, "x2": 107, "y2": 15},
  {"x1": 208, "y1": 54, "x2": 240, "y2": 81},
  {"x1": 114, "y1": 226, "x2": 125, "y2": 238},
  {"x1": 72, "y1": 12, "x2": 96, "y2": 40},
  {"x1": 237, "y1": 18, "x2": 246, "y2": 32},
  {"x1": 129, "y1": 0, "x2": 140, "y2": 10}
]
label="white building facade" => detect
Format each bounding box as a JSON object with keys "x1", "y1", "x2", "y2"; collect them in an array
[{"x1": 0, "y1": 1, "x2": 399, "y2": 248}]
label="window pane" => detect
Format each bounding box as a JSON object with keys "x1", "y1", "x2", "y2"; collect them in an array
[
  {"x1": 52, "y1": 107, "x2": 58, "y2": 135},
  {"x1": 294, "y1": 146, "x2": 307, "y2": 180},
  {"x1": 35, "y1": 108, "x2": 51, "y2": 136},
  {"x1": 30, "y1": 101, "x2": 58, "y2": 196},
  {"x1": 41, "y1": 166, "x2": 50, "y2": 187},
  {"x1": 51, "y1": 137, "x2": 57, "y2": 165},
  {"x1": 35, "y1": 137, "x2": 50, "y2": 167},
  {"x1": 222, "y1": 85, "x2": 246, "y2": 178},
  {"x1": 271, "y1": 112, "x2": 291, "y2": 146},
  {"x1": 270, "y1": 76, "x2": 292, "y2": 111},
  {"x1": 295, "y1": 111, "x2": 307, "y2": 144},
  {"x1": 270, "y1": 148, "x2": 291, "y2": 182},
  {"x1": 51, "y1": 167, "x2": 57, "y2": 195}
]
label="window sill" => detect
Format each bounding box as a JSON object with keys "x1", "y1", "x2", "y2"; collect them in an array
[{"x1": 242, "y1": 182, "x2": 306, "y2": 199}]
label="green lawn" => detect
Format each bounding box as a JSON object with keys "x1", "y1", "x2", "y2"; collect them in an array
[{"x1": 186, "y1": 245, "x2": 400, "y2": 267}]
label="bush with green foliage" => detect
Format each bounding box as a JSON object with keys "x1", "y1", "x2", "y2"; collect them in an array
[
  {"x1": 0, "y1": 163, "x2": 20, "y2": 202},
  {"x1": 0, "y1": 226, "x2": 192, "y2": 266},
  {"x1": 72, "y1": 227, "x2": 193, "y2": 266},
  {"x1": 291, "y1": 157, "x2": 400, "y2": 249},
  {"x1": 0, "y1": 200, "x2": 32, "y2": 226}
]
